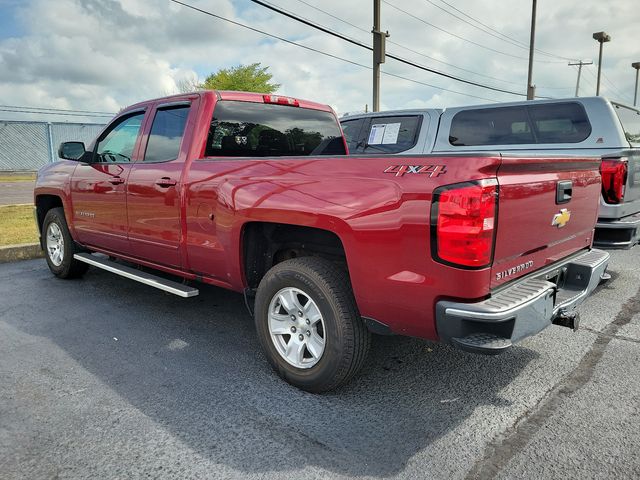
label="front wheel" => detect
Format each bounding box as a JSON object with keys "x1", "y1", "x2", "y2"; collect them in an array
[
  {"x1": 254, "y1": 257, "x2": 371, "y2": 393},
  {"x1": 42, "y1": 207, "x2": 89, "y2": 279}
]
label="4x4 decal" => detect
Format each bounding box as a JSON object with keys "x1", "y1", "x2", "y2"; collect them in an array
[{"x1": 384, "y1": 165, "x2": 447, "y2": 177}]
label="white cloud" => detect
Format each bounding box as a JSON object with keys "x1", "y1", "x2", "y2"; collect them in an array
[{"x1": 0, "y1": 0, "x2": 637, "y2": 124}]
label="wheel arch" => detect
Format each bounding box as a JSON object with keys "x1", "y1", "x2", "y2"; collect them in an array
[
  {"x1": 240, "y1": 221, "x2": 349, "y2": 290},
  {"x1": 35, "y1": 194, "x2": 65, "y2": 247}
]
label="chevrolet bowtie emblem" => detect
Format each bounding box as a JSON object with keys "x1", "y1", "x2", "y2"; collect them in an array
[{"x1": 552, "y1": 208, "x2": 571, "y2": 228}]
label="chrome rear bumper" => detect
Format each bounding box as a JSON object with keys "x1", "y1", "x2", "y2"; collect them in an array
[{"x1": 435, "y1": 249, "x2": 610, "y2": 355}]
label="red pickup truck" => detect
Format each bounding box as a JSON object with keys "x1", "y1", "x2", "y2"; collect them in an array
[{"x1": 35, "y1": 90, "x2": 609, "y2": 392}]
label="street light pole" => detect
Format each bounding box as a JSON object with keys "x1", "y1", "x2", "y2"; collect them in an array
[
  {"x1": 632, "y1": 62, "x2": 640, "y2": 106},
  {"x1": 526, "y1": 0, "x2": 537, "y2": 100},
  {"x1": 372, "y1": 0, "x2": 389, "y2": 112},
  {"x1": 568, "y1": 60, "x2": 593, "y2": 97},
  {"x1": 592, "y1": 31, "x2": 611, "y2": 96}
]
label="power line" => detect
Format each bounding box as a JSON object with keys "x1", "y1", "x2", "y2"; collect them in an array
[
  {"x1": 0, "y1": 104, "x2": 115, "y2": 115},
  {"x1": 0, "y1": 108, "x2": 112, "y2": 118},
  {"x1": 601, "y1": 72, "x2": 634, "y2": 103},
  {"x1": 389, "y1": 50, "x2": 550, "y2": 98},
  {"x1": 380, "y1": 69, "x2": 498, "y2": 102},
  {"x1": 439, "y1": 0, "x2": 532, "y2": 48},
  {"x1": 388, "y1": 41, "x2": 525, "y2": 87},
  {"x1": 169, "y1": 0, "x2": 502, "y2": 102},
  {"x1": 291, "y1": 0, "x2": 523, "y2": 87},
  {"x1": 293, "y1": 0, "x2": 369, "y2": 36},
  {"x1": 289, "y1": 0, "x2": 573, "y2": 68},
  {"x1": 291, "y1": 0, "x2": 571, "y2": 92},
  {"x1": 248, "y1": 0, "x2": 548, "y2": 98},
  {"x1": 583, "y1": 68, "x2": 632, "y2": 101},
  {"x1": 433, "y1": 0, "x2": 575, "y2": 61},
  {"x1": 383, "y1": 0, "x2": 564, "y2": 64},
  {"x1": 423, "y1": 0, "x2": 533, "y2": 52},
  {"x1": 168, "y1": 2, "x2": 371, "y2": 73}
]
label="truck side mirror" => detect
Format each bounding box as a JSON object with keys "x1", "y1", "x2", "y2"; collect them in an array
[{"x1": 58, "y1": 141, "x2": 86, "y2": 161}]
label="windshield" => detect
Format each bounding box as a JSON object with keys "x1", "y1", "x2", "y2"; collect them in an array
[{"x1": 205, "y1": 100, "x2": 346, "y2": 157}]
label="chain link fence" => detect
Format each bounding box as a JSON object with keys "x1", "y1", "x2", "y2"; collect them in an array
[{"x1": 0, "y1": 120, "x2": 105, "y2": 171}]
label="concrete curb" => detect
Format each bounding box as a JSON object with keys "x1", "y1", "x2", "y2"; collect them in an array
[{"x1": 0, "y1": 243, "x2": 43, "y2": 263}]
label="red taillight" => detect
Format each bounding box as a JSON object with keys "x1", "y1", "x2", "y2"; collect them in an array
[
  {"x1": 600, "y1": 158, "x2": 627, "y2": 204},
  {"x1": 431, "y1": 181, "x2": 497, "y2": 268},
  {"x1": 263, "y1": 95, "x2": 299, "y2": 107}
]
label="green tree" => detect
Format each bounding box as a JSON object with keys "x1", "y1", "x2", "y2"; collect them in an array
[{"x1": 201, "y1": 63, "x2": 280, "y2": 93}]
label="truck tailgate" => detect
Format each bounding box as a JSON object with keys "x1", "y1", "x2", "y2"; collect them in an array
[{"x1": 491, "y1": 156, "x2": 601, "y2": 289}]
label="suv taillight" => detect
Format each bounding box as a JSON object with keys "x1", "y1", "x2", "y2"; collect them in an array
[
  {"x1": 600, "y1": 158, "x2": 628, "y2": 204},
  {"x1": 431, "y1": 181, "x2": 498, "y2": 268}
]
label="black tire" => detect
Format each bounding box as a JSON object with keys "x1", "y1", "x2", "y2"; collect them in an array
[
  {"x1": 42, "y1": 207, "x2": 89, "y2": 279},
  {"x1": 254, "y1": 257, "x2": 371, "y2": 393}
]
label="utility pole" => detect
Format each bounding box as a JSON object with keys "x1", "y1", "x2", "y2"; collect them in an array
[
  {"x1": 526, "y1": 0, "x2": 537, "y2": 100},
  {"x1": 372, "y1": 0, "x2": 389, "y2": 112},
  {"x1": 592, "y1": 31, "x2": 611, "y2": 96},
  {"x1": 568, "y1": 60, "x2": 593, "y2": 97},
  {"x1": 632, "y1": 62, "x2": 640, "y2": 106}
]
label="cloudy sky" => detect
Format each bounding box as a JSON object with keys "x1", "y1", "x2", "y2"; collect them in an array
[{"x1": 0, "y1": 0, "x2": 637, "y2": 123}]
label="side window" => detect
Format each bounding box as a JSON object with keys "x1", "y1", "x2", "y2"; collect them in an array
[
  {"x1": 449, "y1": 107, "x2": 532, "y2": 146},
  {"x1": 360, "y1": 115, "x2": 422, "y2": 154},
  {"x1": 529, "y1": 103, "x2": 591, "y2": 143},
  {"x1": 95, "y1": 112, "x2": 145, "y2": 163},
  {"x1": 449, "y1": 102, "x2": 592, "y2": 146},
  {"x1": 340, "y1": 118, "x2": 366, "y2": 152},
  {"x1": 144, "y1": 105, "x2": 190, "y2": 163}
]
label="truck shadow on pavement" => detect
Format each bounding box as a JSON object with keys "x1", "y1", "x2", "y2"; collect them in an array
[{"x1": 7, "y1": 263, "x2": 538, "y2": 478}]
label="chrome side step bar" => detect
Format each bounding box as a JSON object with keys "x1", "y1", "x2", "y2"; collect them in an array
[{"x1": 74, "y1": 253, "x2": 199, "y2": 298}]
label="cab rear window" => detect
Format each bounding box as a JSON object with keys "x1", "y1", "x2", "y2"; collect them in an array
[
  {"x1": 449, "y1": 102, "x2": 591, "y2": 146},
  {"x1": 205, "y1": 101, "x2": 345, "y2": 157}
]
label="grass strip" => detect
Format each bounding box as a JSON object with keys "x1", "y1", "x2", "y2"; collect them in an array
[{"x1": 0, "y1": 204, "x2": 38, "y2": 246}]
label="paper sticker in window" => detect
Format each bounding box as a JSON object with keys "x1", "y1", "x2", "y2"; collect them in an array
[
  {"x1": 381, "y1": 123, "x2": 401, "y2": 144},
  {"x1": 368, "y1": 122, "x2": 402, "y2": 145},
  {"x1": 368, "y1": 124, "x2": 385, "y2": 144}
]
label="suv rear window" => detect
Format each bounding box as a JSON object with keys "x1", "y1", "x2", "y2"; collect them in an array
[
  {"x1": 613, "y1": 104, "x2": 640, "y2": 146},
  {"x1": 205, "y1": 101, "x2": 345, "y2": 157},
  {"x1": 449, "y1": 102, "x2": 591, "y2": 146}
]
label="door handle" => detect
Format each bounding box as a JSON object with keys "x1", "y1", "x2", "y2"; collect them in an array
[
  {"x1": 155, "y1": 177, "x2": 177, "y2": 188},
  {"x1": 556, "y1": 180, "x2": 573, "y2": 204},
  {"x1": 109, "y1": 176, "x2": 125, "y2": 185}
]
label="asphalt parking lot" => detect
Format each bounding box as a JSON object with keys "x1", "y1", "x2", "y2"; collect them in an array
[
  {"x1": 0, "y1": 181, "x2": 35, "y2": 206},
  {"x1": 1, "y1": 249, "x2": 639, "y2": 479}
]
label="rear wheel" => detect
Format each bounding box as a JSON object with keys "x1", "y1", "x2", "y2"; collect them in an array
[
  {"x1": 42, "y1": 207, "x2": 89, "y2": 279},
  {"x1": 254, "y1": 257, "x2": 370, "y2": 392}
]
